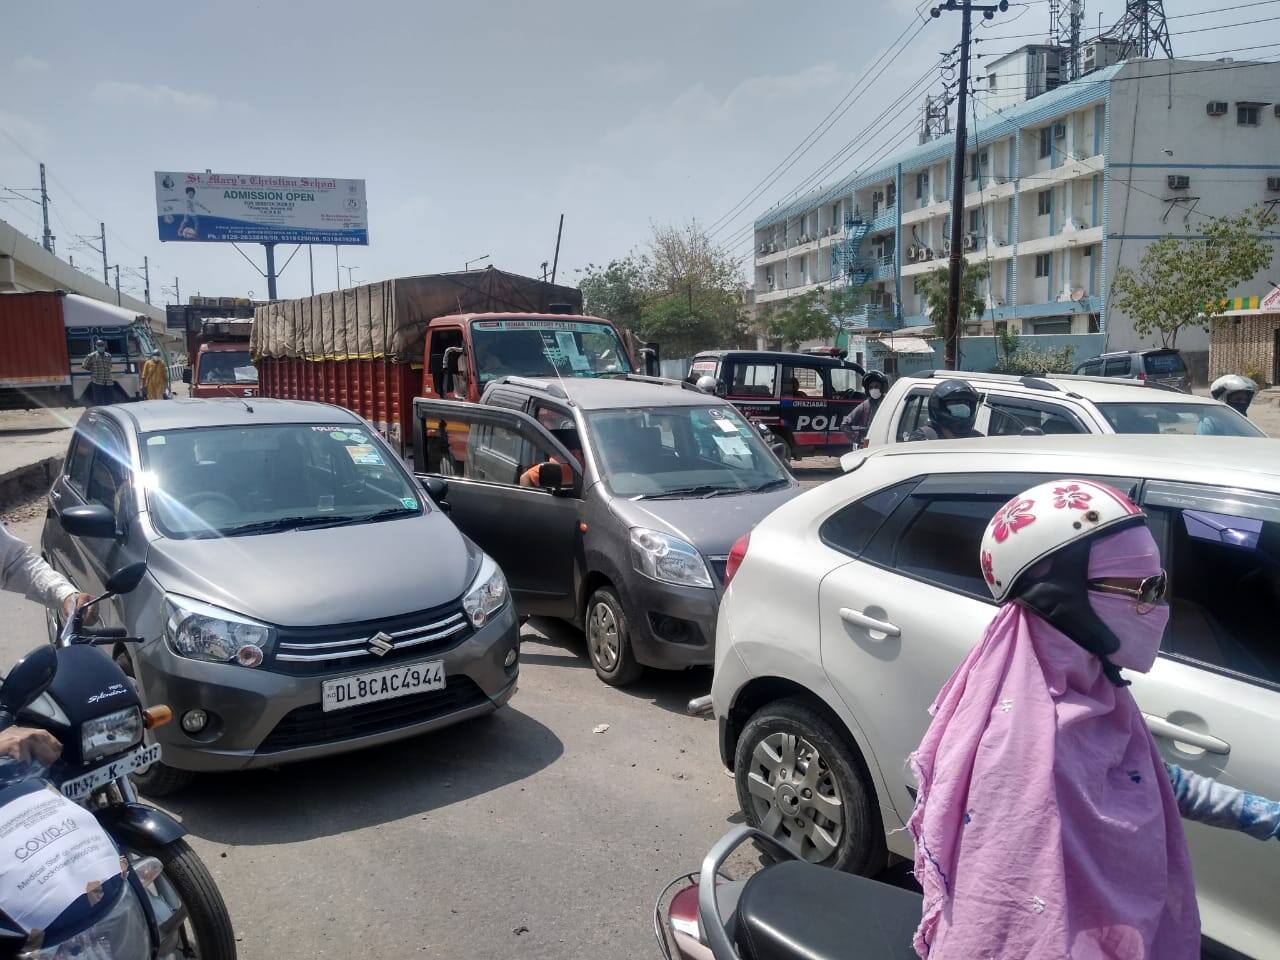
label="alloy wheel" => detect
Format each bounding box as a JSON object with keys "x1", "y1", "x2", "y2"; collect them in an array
[
  {"x1": 587, "y1": 602, "x2": 619, "y2": 671},
  {"x1": 744, "y1": 731, "x2": 844, "y2": 862}
]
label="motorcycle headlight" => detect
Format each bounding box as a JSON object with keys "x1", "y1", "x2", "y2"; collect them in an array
[
  {"x1": 163, "y1": 595, "x2": 274, "y2": 667},
  {"x1": 462, "y1": 555, "x2": 508, "y2": 628},
  {"x1": 19, "y1": 883, "x2": 150, "y2": 959},
  {"x1": 630, "y1": 527, "x2": 713, "y2": 589},
  {"x1": 81, "y1": 706, "x2": 144, "y2": 763}
]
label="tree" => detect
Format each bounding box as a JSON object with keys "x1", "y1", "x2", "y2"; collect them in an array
[
  {"x1": 912, "y1": 261, "x2": 988, "y2": 327},
  {"x1": 760, "y1": 288, "x2": 839, "y2": 349},
  {"x1": 1109, "y1": 205, "x2": 1277, "y2": 348},
  {"x1": 578, "y1": 256, "x2": 646, "y2": 330}
]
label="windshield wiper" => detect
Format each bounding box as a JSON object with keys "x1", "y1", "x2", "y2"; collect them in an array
[
  {"x1": 633, "y1": 485, "x2": 734, "y2": 500},
  {"x1": 749, "y1": 478, "x2": 793, "y2": 493},
  {"x1": 216, "y1": 507, "x2": 414, "y2": 536}
]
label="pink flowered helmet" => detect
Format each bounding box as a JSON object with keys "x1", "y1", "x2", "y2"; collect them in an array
[{"x1": 979, "y1": 478, "x2": 1145, "y2": 602}]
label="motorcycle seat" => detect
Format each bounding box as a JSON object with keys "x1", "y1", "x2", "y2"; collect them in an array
[{"x1": 734, "y1": 860, "x2": 921, "y2": 960}]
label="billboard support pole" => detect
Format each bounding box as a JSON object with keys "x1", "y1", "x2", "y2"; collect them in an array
[
  {"x1": 264, "y1": 243, "x2": 278, "y2": 300},
  {"x1": 308, "y1": 245, "x2": 315, "y2": 296}
]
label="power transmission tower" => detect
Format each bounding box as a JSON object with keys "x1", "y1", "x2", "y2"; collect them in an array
[
  {"x1": 919, "y1": 93, "x2": 952, "y2": 144},
  {"x1": 931, "y1": 0, "x2": 1010, "y2": 370},
  {"x1": 142, "y1": 256, "x2": 151, "y2": 305},
  {"x1": 1049, "y1": 0, "x2": 1085, "y2": 81},
  {"x1": 1109, "y1": 0, "x2": 1173, "y2": 59}
]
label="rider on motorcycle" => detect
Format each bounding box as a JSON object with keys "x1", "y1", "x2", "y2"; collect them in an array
[
  {"x1": 840, "y1": 370, "x2": 889, "y2": 445},
  {"x1": 909, "y1": 479, "x2": 1279, "y2": 959}
]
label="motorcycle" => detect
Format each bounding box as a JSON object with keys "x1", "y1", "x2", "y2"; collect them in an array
[
  {"x1": 15, "y1": 559, "x2": 236, "y2": 959},
  {"x1": 655, "y1": 825, "x2": 922, "y2": 960}
]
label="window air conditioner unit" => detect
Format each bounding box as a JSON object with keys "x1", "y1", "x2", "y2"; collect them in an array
[
  {"x1": 1167, "y1": 174, "x2": 1191, "y2": 191},
  {"x1": 1052, "y1": 122, "x2": 1066, "y2": 139},
  {"x1": 758, "y1": 243, "x2": 767, "y2": 254},
  {"x1": 943, "y1": 239, "x2": 953, "y2": 255},
  {"x1": 923, "y1": 247, "x2": 934, "y2": 260},
  {"x1": 963, "y1": 233, "x2": 977, "y2": 250},
  {"x1": 1206, "y1": 101, "x2": 1228, "y2": 116},
  {"x1": 1268, "y1": 176, "x2": 1280, "y2": 192}
]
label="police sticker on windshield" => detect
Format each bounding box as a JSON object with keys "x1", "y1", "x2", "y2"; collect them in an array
[
  {"x1": 329, "y1": 431, "x2": 349, "y2": 442},
  {"x1": 401, "y1": 498, "x2": 418, "y2": 510},
  {"x1": 345, "y1": 444, "x2": 385, "y2": 466}
]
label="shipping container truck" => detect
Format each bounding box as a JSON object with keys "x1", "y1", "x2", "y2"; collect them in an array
[
  {"x1": 166, "y1": 297, "x2": 257, "y2": 368},
  {"x1": 0, "y1": 290, "x2": 165, "y2": 408},
  {"x1": 252, "y1": 268, "x2": 652, "y2": 453}
]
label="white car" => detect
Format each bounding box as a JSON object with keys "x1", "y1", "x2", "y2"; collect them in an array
[
  {"x1": 863, "y1": 370, "x2": 1265, "y2": 446},
  {"x1": 712, "y1": 435, "x2": 1280, "y2": 959}
]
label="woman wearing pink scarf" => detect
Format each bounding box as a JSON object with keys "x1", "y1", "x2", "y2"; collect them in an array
[{"x1": 909, "y1": 479, "x2": 1279, "y2": 959}]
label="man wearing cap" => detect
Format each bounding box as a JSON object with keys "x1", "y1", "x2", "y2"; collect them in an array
[{"x1": 81, "y1": 339, "x2": 115, "y2": 406}]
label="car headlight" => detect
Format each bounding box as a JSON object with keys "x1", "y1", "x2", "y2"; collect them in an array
[
  {"x1": 462, "y1": 555, "x2": 509, "y2": 628},
  {"x1": 630, "y1": 527, "x2": 713, "y2": 589},
  {"x1": 163, "y1": 595, "x2": 274, "y2": 667},
  {"x1": 81, "y1": 706, "x2": 144, "y2": 763}
]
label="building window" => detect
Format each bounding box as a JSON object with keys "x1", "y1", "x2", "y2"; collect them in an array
[
  {"x1": 799, "y1": 256, "x2": 807, "y2": 283},
  {"x1": 886, "y1": 182, "x2": 896, "y2": 207},
  {"x1": 968, "y1": 208, "x2": 982, "y2": 232},
  {"x1": 988, "y1": 73, "x2": 997, "y2": 90},
  {"x1": 1033, "y1": 318, "x2": 1072, "y2": 335},
  {"x1": 916, "y1": 171, "x2": 928, "y2": 200},
  {"x1": 832, "y1": 203, "x2": 842, "y2": 228},
  {"x1": 1034, "y1": 253, "x2": 1051, "y2": 278},
  {"x1": 1039, "y1": 126, "x2": 1053, "y2": 158},
  {"x1": 765, "y1": 267, "x2": 774, "y2": 290},
  {"x1": 1083, "y1": 245, "x2": 1093, "y2": 258},
  {"x1": 969, "y1": 150, "x2": 988, "y2": 182},
  {"x1": 1237, "y1": 104, "x2": 1260, "y2": 127},
  {"x1": 1037, "y1": 189, "x2": 1052, "y2": 216}
]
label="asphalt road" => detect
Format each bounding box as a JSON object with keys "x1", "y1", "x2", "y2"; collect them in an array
[{"x1": 0, "y1": 509, "x2": 752, "y2": 959}]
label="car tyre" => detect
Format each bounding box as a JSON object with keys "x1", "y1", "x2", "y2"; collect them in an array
[
  {"x1": 113, "y1": 649, "x2": 196, "y2": 797},
  {"x1": 585, "y1": 587, "x2": 643, "y2": 687},
  {"x1": 734, "y1": 699, "x2": 885, "y2": 875}
]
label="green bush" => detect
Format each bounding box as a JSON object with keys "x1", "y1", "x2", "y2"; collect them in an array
[{"x1": 992, "y1": 346, "x2": 1077, "y2": 376}]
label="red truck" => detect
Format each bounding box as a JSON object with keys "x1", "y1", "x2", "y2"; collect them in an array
[
  {"x1": 253, "y1": 268, "x2": 651, "y2": 453},
  {"x1": 181, "y1": 319, "x2": 258, "y2": 399}
]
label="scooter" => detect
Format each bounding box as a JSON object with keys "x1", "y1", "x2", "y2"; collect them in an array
[
  {"x1": 14, "y1": 558, "x2": 236, "y2": 959},
  {"x1": 655, "y1": 825, "x2": 922, "y2": 960}
]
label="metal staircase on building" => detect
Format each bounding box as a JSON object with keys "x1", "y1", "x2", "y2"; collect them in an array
[{"x1": 831, "y1": 216, "x2": 871, "y2": 287}]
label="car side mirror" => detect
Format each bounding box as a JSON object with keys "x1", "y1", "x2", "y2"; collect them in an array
[
  {"x1": 421, "y1": 476, "x2": 451, "y2": 513},
  {"x1": 105, "y1": 561, "x2": 147, "y2": 596},
  {"x1": 1019, "y1": 426, "x2": 1045, "y2": 436},
  {"x1": 60, "y1": 504, "x2": 117, "y2": 539},
  {"x1": 639, "y1": 343, "x2": 660, "y2": 378},
  {"x1": 0, "y1": 646, "x2": 58, "y2": 721},
  {"x1": 181, "y1": 367, "x2": 192, "y2": 384},
  {"x1": 442, "y1": 347, "x2": 466, "y2": 395}
]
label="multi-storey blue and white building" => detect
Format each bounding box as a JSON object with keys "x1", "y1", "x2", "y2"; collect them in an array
[{"x1": 752, "y1": 50, "x2": 1280, "y2": 379}]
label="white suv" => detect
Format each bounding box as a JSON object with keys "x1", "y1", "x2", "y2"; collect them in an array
[
  {"x1": 712, "y1": 435, "x2": 1280, "y2": 959},
  {"x1": 863, "y1": 370, "x2": 1264, "y2": 446}
]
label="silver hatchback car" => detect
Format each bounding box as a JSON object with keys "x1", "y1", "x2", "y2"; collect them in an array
[{"x1": 41, "y1": 399, "x2": 519, "y2": 794}]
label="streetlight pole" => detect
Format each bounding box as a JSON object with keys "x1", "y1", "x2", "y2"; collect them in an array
[
  {"x1": 931, "y1": 0, "x2": 1007, "y2": 369},
  {"x1": 343, "y1": 265, "x2": 359, "y2": 288}
]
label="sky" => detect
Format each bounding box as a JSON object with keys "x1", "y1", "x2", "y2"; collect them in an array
[{"x1": 1, "y1": 0, "x2": 1269, "y2": 305}]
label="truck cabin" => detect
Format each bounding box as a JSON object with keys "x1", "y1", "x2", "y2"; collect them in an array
[
  {"x1": 184, "y1": 319, "x2": 258, "y2": 396},
  {"x1": 64, "y1": 295, "x2": 163, "y2": 404},
  {"x1": 423, "y1": 312, "x2": 655, "y2": 402}
]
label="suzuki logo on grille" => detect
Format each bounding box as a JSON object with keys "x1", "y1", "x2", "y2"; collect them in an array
[{"x1": 368, "y1": 632, "x2": 394, "y2": 657}]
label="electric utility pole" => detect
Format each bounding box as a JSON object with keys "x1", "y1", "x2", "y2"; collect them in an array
[
  {"x1": 931, "y1": 0, "x2": 1008, "y2": 369},
  {"x1": 142, "y1": 256, "x2": 151, "y2": 304},
  {"x1": 38, "y1": 163, "x2": 54, "y2": 254},
  {"x1": 100, "y1": 223, "x2": 108, "y2": 285},
  {"x1": 112, "y1": 265, "x2": 121, "y2": 306}
]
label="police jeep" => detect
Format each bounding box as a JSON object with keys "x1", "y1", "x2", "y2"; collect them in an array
[{"x1": 687, "y1": 349, "x2": 866, "y2": 460}]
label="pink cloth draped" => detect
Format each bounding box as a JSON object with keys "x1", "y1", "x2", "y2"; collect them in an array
[{"x1": 908, "y1": 531, "x2": 1199, "y2": 958}]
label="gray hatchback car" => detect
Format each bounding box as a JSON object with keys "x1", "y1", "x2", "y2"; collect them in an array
[
  {"x1": 412, "y1": 376, "x2": 800, "y2": 686},
  {"x1": 41, "y1": 399, "x2": 519, "y2": 794}
]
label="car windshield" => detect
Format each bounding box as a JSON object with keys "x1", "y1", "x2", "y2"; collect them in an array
[
  {"x1": 138, "y1": 423, "x2": 422, "y2": 538},
  {"x1": 585, "y1": 405, "x2": 789, "y2": 498},
  {"x1": 470, "y1": 319, "x2": 632, "y2": 384},
  {"x1": 198, "y1": 350, "x2": 257, "y2": 384},
  {"x1": 1096, "y1": 402, "x2": 1266, "y2": 437}
]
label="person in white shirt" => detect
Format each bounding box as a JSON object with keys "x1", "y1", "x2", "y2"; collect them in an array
[{"x1": 0, "y1": 521, "x2": 91, "y2": 621}]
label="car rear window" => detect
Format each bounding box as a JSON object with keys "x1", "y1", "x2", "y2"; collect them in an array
[
  {"x1": 1144, "y1": 351, "x2": 1186, "y2": 374},
  {"x1": 1096, "y1": 402, "x2": 1266, "y2": 437}
]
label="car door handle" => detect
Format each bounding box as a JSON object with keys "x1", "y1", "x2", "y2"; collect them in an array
[
  {"x1": 839, "y1": 607, "x2": 901, "y2": 638},
  {"x1": 1142, "y1": 713, "x2": 1231, "y2": 756},
  {"x1": 49, "y1": 489, "x2": 61, "y2": 502}
]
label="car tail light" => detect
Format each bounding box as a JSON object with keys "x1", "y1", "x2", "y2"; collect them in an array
[
  {"x1": 1137, "y1": 371, "x2": 1146, "y2": 381},
  {"x1": 724, "y1": 533, "x2": 751, "y2": 587}
]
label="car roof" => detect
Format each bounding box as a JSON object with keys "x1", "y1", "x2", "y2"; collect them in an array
[
  {"x1": 693, "y1": 349, "x2": 857, "y2": 368},
  {"x1": 1094, "y1": 348, "x2": 1180, "y2": 358},
  {"x1": 486, "y1": 376, "x2": 720, "y2": 411},
  {"x1": 894, "y1": 372, "x2": 1216, "y2": 405},
  {"x1": 106, "y1": 398, "x2": 364, "y2": 433},
  {"x1": 864, "y1": 434, "x2": 1280, "y2": 491}
]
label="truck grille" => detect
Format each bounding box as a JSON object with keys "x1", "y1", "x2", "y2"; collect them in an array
[
  {"x1": 269, "y1": 605, "x2": 472, "y2": 675},
  {"x1": 258, "y1": 678, "x2": 488, "y2": 753}
]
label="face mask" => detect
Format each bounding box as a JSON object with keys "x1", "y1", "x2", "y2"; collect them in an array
[
  {"x1": 945, "y1": 401, "x2": 974, "y2": 419},
  {"x1": 1087, "y1": 591, "x2": 1169, "y2": 674},
  {"x1": 868, "y1": 388, "x2": 882, "y2": 400}
]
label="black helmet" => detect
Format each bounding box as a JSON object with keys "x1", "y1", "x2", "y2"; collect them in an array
[
  {"x1": 927, "y1": 378, "x2": 980, "y2": 435},
  {"x1": 862, "y1": 370, "x2": 888, "y2": 393}
]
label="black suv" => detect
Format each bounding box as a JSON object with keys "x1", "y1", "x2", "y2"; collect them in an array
[
  {"x1": 688, "y1": 349, "x2": 866, "y2": 459},
  {"x1": 1074, "y1": 349, "x2": 1191, "y2": 393},
  {"x1": 411, "y1": 375, "x2": 800, "y2": 686}
]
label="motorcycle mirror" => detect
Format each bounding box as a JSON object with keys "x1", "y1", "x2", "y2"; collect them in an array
[
  {"x1": 104, "y1": 561, "x2": 147, "y2": 595},
  {"x1": 0, "y1": 646, "x2": 58, "y2": 716},
  {"x1": 537, "y1": 461, "x2": 566, "y2": 490}
]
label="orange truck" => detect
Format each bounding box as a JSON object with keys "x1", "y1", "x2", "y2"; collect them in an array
[
  {"x1": 183, "y1": 319, "x2": 258, "y2": 399},
  {"x1": 252, "y1": 267, "x2": 653, "y2": 454}
]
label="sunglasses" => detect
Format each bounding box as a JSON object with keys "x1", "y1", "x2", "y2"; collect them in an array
[{"x1": 1088, "y1": 571, "x2": 1168, "y2": 614}]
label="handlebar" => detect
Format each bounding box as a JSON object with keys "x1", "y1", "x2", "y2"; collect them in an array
[{"x1": 77, "y1": 627, "x2": 127, "y2": 640}]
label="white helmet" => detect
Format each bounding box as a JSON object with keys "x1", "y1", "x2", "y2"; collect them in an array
[
  {"x1": 1210, "y1": 373, "x2": 1257, "y2": 400},
  {"x1": 695, "y1": 375, "x2": 720, "y2": 395},
  {"x1": 979, "y1": 478, "x2": 1145, "y2": 602}
]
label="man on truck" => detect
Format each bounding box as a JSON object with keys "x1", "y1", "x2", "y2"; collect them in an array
[{"x1": 81, "y1": 339, "x2": 114, "y2": 406}]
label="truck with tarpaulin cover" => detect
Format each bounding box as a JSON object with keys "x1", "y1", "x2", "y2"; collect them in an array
[{"x1": 252, "y1": 267, "x2": 651, "y2": 454}]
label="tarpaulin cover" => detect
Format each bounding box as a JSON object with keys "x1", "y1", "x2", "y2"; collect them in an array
[{"x1": 251, "y1": 268, "x2": 582, "y2": 363}]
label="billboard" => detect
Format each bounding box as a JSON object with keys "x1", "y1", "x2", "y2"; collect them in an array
[{"x1": 154, "y1": 172, "x2": 367, "y2": 245}]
